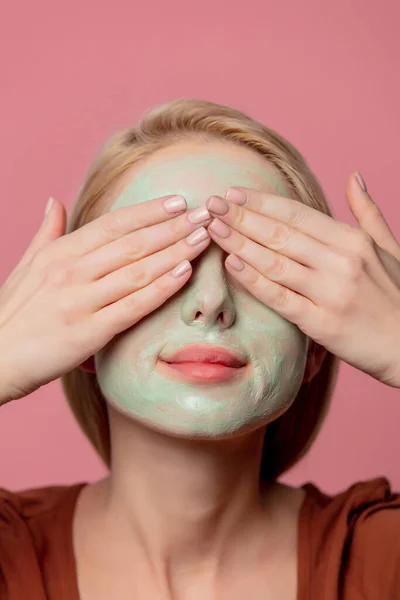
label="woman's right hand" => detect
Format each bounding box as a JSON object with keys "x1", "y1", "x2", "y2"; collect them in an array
[{"x1": 0, "y1": 195, "x2": 212, "y2": 405}]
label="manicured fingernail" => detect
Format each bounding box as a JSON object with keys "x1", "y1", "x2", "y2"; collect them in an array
[
  {"x1": 206, "y1": 195, "x2": 229, "y2": 215},
  {"x1": 45, "y1": 196, "x2": 54, "y2": 217},
  {"x1": 209, "y1": 218, "x2": 231, "y2": 238},
  {"x1": 163, "y1": 195, "x2": 187, "y2": 213},
  {"x1": 171, "y1": 259, "x2": 191, "y2": 277},
  {"x1": 226, "y1": 254, "x2": 245, "y2": 271},
  {"x1": 186, "y1": 227, "x2": 209, "y2": 245},
  {"x1": 225, "y1": 188, "x2": 246, "y2": 205},
  {"x1": 354, "y1": 172, "x2": 367, "y2": 192},
  {"x1": 187, "y1": 206, "x2": 211, "y2": 224}
]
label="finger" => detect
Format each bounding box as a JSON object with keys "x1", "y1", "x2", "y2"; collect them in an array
[
  {"x1": 223, "y1": 252, "x2": 313, "y2": 329},
  {"x1": 207, "y1": 218, "x2": 322, "y2": 301},
  {"x1": 95, "y1": 263, "x2": 194, "y2": 335},
  {"x1": 78, "y1": 206, "x2": 212, "y2": 280},
  {"x1": 61, "y1": 194, "x2": 189, "y2": 257},
  {"x1": 17, "y1": 198, "x2": 67, "y2": 269},
  {"x1": 219, "y1": 186, "x2": 348, "y2": 247},
  {"x1": 91, "y1": 227, "x2": 211, "y2": 309},
  {"x1": 206, "y1": 195, "x2": 336, "y2": 271},
  {"x1": 93, "y1": 229, "x2": 211, "y2": 335},
  {"x1": 346, "y1": 173, "x2": 400, "y2": 260}
]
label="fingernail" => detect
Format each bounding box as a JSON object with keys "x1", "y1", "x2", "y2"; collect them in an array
[
  {"x1": 209, "y1": 218, "x2": 231, "y2": 238},
  {"x1": 206, "y1": 195, "x2": 229, "y2": 215},
  {"x1": 354, "y1": 172, "x2": 367, "y2": 192},
  {"x1": 187, "y1": 206, "x2": 211, "y2": 224},
  {"x1": 45, "y1": 196, "x2": 54, "y2": 217},
  {"x1": 171, "y1": 259, "x2": 191, "y2": 277},
  {"x1": 163, "y1": 195, "x2": 187, "y2": 213},
  {"x1": 186, "y1": 227, "x2": 209, "y2": 245},
  {"x1": 225, "y1": 188, "x2": 246, "y2": 205},
  {"x1": 226, "y1": 254, "x2": 245, "y2": 271}
]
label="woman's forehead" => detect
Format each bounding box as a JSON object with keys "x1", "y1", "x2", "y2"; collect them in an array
[{"x1": 109, "y1": 143, "x2": 291, "y2": 212}]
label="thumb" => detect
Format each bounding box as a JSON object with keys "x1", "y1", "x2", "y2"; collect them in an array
[
  {"x1": 18, "y1": 197, "x2": 68, "y2": 268},
  {"x1": 346, "y1": 172, "x2": 399, "y2": 259}
]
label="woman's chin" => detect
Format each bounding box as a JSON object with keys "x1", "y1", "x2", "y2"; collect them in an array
[{"x1": 106, "y1": 398, "x2": 272, "y2": 441}]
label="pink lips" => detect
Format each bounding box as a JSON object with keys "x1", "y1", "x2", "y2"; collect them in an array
[
  {"x1": 159, "y1": 344, "x2": 248, "y2": 383},
  {"x1": 161, "y1": 344, "x2": 247, "y2": 367}
]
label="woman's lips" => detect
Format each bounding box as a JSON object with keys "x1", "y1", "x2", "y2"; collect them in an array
[
  {"x1": 160, "y1": 344, "x2": 247, "y2": 365},
  {"x1": 158, "y1": 360, "x2": 247, "y2": 383}
]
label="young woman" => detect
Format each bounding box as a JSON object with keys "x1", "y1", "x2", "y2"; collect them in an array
[{"x1": 0, "y1": 99, "x2": 399, "y2": 599}]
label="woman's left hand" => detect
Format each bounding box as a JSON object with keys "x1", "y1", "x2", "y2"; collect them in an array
[{"x1": 205, "y1": 173, "x2": 400, "y2": 388}]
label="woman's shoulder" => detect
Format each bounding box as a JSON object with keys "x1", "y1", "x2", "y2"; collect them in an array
[
  {"x1": 302, "y1": 475, "x2": 400, "y2": 527},
  {"x1": 302, "y1": 475, "x2": 400, "y2": 552},
  {"x1": 0, "y1": 482, "x2": 86, "y2": 553},
  {"x1": 0, "y1": 483, "x2": 85, "y2": 599},
  {"x1": 0, "y1": 482, "x2": 86, "y2": 522},
  {"x1": 299, "y1": 476, "x2": 400, "y2": 597}
]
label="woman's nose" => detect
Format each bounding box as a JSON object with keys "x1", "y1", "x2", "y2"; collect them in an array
[{"x1": 181, "y1": 245, "x2": 236, "y2": 328}]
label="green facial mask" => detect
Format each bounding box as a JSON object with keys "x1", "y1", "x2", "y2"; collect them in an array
[{"x1": 95, "y1": 143, "x2": 309, "y2": 438}]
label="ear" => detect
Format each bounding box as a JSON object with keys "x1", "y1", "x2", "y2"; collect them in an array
[
  {"x1": 77, "y1": 356, "x2": 96, "y2": 373},
  {"x1": 302, "y1": 341, "x2": 327, "y2": 383}
]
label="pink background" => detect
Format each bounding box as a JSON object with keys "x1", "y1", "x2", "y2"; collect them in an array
[{"x1": 1, "y1": 0, "x2": 399, "y2": 494}]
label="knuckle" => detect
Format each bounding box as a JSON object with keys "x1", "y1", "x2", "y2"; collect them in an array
[
  {"x1": 288, "y1": 205, "x2": 307, "y2": 227},
  {"x1": 270, "y1": 223, "x2": 292, "y2": 249},
  {"x1": 235, "y1": 234, "x2": 247, "y2": 254},
  {"x1": 334, "y1": 248, "x2": 364, "y2": 280},
  {"x1": 125, "y1": 262, "x2": 148, "y2": 288},
  {"x1": 54, "y1": 288, "x2": 86, "y2": 328},
  {"x1": 266, "y1": 254, "x2": 288, "y2": 279},
  {"x1": 57, "y1": 296, "x2": 77, "y2": 324},
  {"x1": 118, "y1": 232, "x2": 145, "y2": 263},
  {"x1": 273, "y1": 285, "x2": 291, "y2": 308},
  {"x1": 42, "y1": 262, "x2": 74, "y2": 288},
  {"x1": 100, "y1": 211, "x2": 125, "y2": 240},
  {"x1": 342, "y1": 254, "x2": 364, "y2": 280},
  {"x1": 235, "y1": 207, "x2": 246, "y2": 228},
  {"x1": 247, "y1": 268, "x2": 262, "y2": 288},
  {"x1": 330, "y1": 281, "x2": 357, "y2": 312}
]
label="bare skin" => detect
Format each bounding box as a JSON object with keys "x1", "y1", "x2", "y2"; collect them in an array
[{"x1": 73, "y1": 413, "x2": 305, "y2": 600}]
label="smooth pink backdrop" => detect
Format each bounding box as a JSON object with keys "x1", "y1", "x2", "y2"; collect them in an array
[{"x1": 1, "y1": 0, "x2": 399, "y2": 494}]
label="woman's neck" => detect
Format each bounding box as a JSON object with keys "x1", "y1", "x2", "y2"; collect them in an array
[
  {"x1": 75, "y1": 408, "x2": 298, "y2": 597},
  {"x1": 108, "y1": 407, "x2": 271, "y2": 559}
]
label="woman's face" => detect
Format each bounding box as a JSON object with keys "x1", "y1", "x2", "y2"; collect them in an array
[{"x1": 94, "y1": 139, "x2": 309, "y2": 438}]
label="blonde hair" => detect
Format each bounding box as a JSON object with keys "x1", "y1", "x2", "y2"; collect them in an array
[{"x1": 61, "y1": 99, "x2": 340, "y2": 481}]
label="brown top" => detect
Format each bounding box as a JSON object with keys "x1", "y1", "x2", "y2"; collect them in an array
[{"x1": 0, "y1": 477, "x2": 399, "y2": 599}]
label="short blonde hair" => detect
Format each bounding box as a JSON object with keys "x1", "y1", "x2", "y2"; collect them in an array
[{"x1": 61, "y1": 99, "x2": 340, "y2": 481}]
